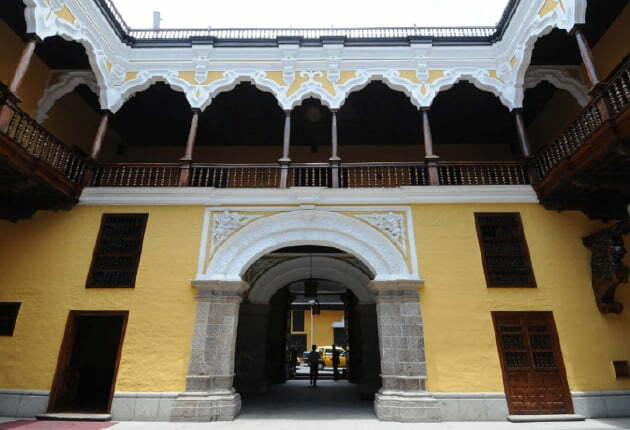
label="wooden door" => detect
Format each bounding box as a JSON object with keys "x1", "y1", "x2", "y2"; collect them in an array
[
  {"x1": 492, "y1": 312, "x2": 573, "y2": 415},
  {"x1": 49, "y1": 311, "x2": 128, "y2": 413}
]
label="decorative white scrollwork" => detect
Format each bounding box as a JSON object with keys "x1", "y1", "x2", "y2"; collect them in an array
[
  {"x1": 355, "y1": 212, "x2": 407, "y2": 255},
  {"x1": 211, "y1": 211, "x2": 262, "y2": 252}
]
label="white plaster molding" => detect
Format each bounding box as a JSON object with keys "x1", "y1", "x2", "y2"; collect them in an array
[
  {"x1": 210, "y1": 211, "x2": 262, "y2": 254},
  {"x1": 36, "y1": 70, "x2": 98, "y2": 123},
  {"x1": 21, "y1": 0, "x2": 590, "y2": 113},
  {"x1": 199, "y1": 209, "x2": 416, "y2": 283},
  {"x1": 248, "y1": 256, "x2": 374, "y2": 304},
  {"x1": 79, "y1": 185, "x2": 539, "y2": 206},
  {"x1": 525, "y1": 65, "x2": 590, "y2": 107},
  {"x1": 355, "y1": 212, "x2": 407, "y2": 255}
]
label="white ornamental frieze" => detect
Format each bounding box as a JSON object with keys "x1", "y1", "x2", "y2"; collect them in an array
[
  {"x1": 355, "y1": 212, "x2": 407, "y2": 255},
  {"x1": 211, "y1": 211, "x2": 262, "y2": 252}
]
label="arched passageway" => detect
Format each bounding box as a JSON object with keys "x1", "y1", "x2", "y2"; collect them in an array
[
  {"x1": 170, "y1": 209, "x2": 437, "y2": 422},
  {"x1": 234, "y1": 247, "x2": 381, "y2": 418}
]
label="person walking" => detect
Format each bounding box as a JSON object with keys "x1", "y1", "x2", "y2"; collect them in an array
[
  {"x1": 308, "y1": 344, "x2": 321, "y2": 386},
  {"x1": 332, "y1": 344, "x2": 341, "y2": 381}
]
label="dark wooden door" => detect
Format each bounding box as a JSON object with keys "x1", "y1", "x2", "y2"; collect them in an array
[
  {"x1": 49, "y1": 311, "x2": 128, "y2": 413},
  {"x1": 492, "y1": 312, "x2": 573, "y2": 415}
]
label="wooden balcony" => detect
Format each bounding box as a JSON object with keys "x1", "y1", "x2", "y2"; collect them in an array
[
  {"x1": 0, "y1": 85, "x2": 86, "y2": 220},
  {"x1": 88, "y1": 161, "x2": 528, "y2": 189},
  {"x1": 531, "y1": 55, "x2": 630, "y2": 220}
]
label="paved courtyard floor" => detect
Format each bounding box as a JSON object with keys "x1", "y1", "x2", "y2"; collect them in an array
[{"x1": 1, "y1": 380, "x2": 629, "y2": 429}]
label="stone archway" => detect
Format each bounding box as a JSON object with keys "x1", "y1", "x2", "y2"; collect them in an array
[{"x1": 170, "y1": 209, "x2": 440, "y2": 423}]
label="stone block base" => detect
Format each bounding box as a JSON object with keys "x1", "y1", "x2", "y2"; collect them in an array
[
  {"x1": 170, "y1": 391, "x2": 241, "y2": 422},
  {"x1": 374, "y1": 391, "x2": 441, "y2": 422}
]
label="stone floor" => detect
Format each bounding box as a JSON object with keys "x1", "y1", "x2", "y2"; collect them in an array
[{"x1": 2, "y1": 380, "x2": 630, "y2": 429}]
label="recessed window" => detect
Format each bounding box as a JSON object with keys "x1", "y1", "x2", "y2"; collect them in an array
[
  {"x1": 86, "y1": 214, "x2": 148, "y2": 288},
  {"x1": 292, "y1": 310, "x2": 305, "y2": 332},
  {"x1": 474, "y1": 213, "x2": 536, "y2": 288},
  {"x1": 613, "y1": 361, "x2": 630, "y2": 378},
  {"x1": 0, "y1": 303, "x2": 21, "y2": 336}
]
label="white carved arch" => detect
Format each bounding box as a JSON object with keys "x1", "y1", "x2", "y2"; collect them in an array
[
  {"x1": 248, "y1": 256, "x2": 374, "y2": 304},
  {"x1": 430, "y1": 69, "x2": 515, "y2": 110},
  {"x1": 201, "y1": 210, "x2": 416, "y2": 283},
  {"x1": 36, "y1": 70, "x2": 98, "y2": 123},
  {"x1": 24, "y1": 0, "x2": 110, "y2": 110},
  {"x1": 525, "y1": 66, "x2": 589, "y2": 107},
  {"x1": 511, "y1": 0, "x2": 588, "y2": 107},
  {"x1": 337, "y1": 70, "x2": 419, "y2": 109}
]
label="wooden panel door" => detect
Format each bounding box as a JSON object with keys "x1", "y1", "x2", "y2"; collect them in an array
[{"x1": 492, "y1": 312, "x2": 573, "y2": 415}]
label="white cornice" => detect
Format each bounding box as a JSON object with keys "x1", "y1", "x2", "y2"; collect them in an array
[{"x1": 79, "y1": 185, "x2": 539, "y2": 206}]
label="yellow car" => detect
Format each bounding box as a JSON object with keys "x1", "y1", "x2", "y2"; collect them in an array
[{"x1": 317, "y1": 346, "x2": 347, "y2": 369}]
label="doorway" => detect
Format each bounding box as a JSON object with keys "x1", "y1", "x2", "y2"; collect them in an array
[
  {"x1": 48, "y1": 311, "x2": 128, "y2": 413},
  {"x1": 492, "y1": 311, "x2": 573, "y2": 415}
]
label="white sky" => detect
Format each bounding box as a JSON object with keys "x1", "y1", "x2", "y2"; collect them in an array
[{"x1": 112, "y1": 0, "x2": 510, "y2": 29}]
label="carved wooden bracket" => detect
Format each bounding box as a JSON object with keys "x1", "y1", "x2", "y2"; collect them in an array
[{"x1": 582, "y1": 220, "x2": 630, "y2": 314}]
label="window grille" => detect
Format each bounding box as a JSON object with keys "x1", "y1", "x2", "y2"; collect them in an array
[
  {"x1": 474, "y1": 213, "x2": 536, "y2": 287},
  {"x1": 87, "y1": 214, "x2": 148, "y2": 288}
]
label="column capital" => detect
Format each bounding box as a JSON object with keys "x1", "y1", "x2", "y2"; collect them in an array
[
  {"x1": 420, "y1": 106, "x2": 431, "y2": 113},
  {"x1": 284, "y1": 109, "x2": 292, "y2": 115},
  {"x1": 25, "y1": 33, "x2": 43, "y2": 44},
  {"x1": 191, "y1": 280, "x2": 249, "y2": 301},
  {"x1": 369, "y1": 279, "x2": 424, "y2": 302},
  {"x1": 191, "y1": 107, "x2": 202, "y2": 114}
]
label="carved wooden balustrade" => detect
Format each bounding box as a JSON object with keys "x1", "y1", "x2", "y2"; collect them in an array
[
  {"x1": 91, "y1": 163, "x2": 181, "y2": 187},
  {"x1": 191, "y1": 164, "x2": 281, "y2": 188},
  {"x1": 531, "y1": 55, "x2": 630, "y2": 219},
  {"x1": 439, "y1": 161, "x2": 530, "y2": 185},
  {"x1": 1, "y1": 91, "x2": 86, "y2": 186},
  {"x1": 341, "y1": 162, "x2": 428, "y2": 187},
  {"x1": 533, "y1": 55, "x2": 630, "y2": 182},
  {"x1": 86, "y1": 161, "x2": 528, "y2": 188}
]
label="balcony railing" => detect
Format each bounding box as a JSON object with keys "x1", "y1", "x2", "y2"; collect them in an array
[
  {"x1": 94, "y1": 0, "x2": 519, "y2": 46},
  {"x1": 439, "y1": 161, "x2": 530, "y2": 185},
  {"x1": 86, "y1": 161, "x2": 527, "y2": 188},
  {"x1": 0, "y1": 85, "x2": 86, "y2": 186},
  {"x1": 533, "y1": 55, "x2": 630, "y2": 182}
]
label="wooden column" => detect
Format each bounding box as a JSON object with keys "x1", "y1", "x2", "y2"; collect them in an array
[
  {"x1": 180, "y1": 108, "x2": 200, "y2": 186},
  {"x1": 9, "y1": 34, "x2": 39, "y2": 94},
  {"x1": 513, "y1": 108, "x2": 532, "y2": 158},
  {"x1": 330, "y1": 109, "x2": 340, "y2": 188},
  {"x1": 90, "y1": 110, "x2": 110, "y2": 160},
  {"x1": 572, "y1": 26, "x2": 601, "y2": 87},
  {"x1": 422, "y1": 107, "x2": 440, "y2": 185},
  {"x1": 0, "y1": 35, "x2": 39, "y2": 131},
  {"x1": 279, "y1": 110, "x2": 291, "y2": 188}
]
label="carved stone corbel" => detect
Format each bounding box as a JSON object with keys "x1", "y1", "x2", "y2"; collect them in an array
[{"x1": 582, "y1": 220, "x2": 630, "y2": 314}]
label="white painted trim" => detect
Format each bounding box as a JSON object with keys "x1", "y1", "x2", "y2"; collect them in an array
[
  {"x1": 198, "y1": 208, "x2": 417, "y2": 284},
  {"x1": 80, "y1": 185, "x2": 539, "y2": 206},
  {"x1": 23, "y1": 0, "x2": 588, "y2": 111}
]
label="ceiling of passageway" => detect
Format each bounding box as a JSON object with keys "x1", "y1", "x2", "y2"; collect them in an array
[{"x1": 112, "y1": 0, "x2": 510, "y2": 28}]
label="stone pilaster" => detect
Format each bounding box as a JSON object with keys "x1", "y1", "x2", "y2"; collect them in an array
[
  {"x1": 370, "y1": 280, "x2": 441, "y2": 422},
  {"x1": 170, "y1": 280, "x2": 248, "y2": 422}
]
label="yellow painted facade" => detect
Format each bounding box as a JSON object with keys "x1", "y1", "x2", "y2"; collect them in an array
[
  {"x1": 1, "y1": 203, "x2": 628, "y2": 395},
  {"x1": 291, "y1": 309, "x2": 344, "y2": 350}
]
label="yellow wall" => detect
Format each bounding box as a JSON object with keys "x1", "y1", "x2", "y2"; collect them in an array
[
  {"x1": 291, "y1": 309, "x2": 344, "y2": 350},
  {"x1": 591, "y1": 4, "x2": 630, "y2": 79},
  {"x1": 1, "y1": 203, "x2": 629, "y2": 396},
  {"x1": 417, "y1": 204, "x2": 630, "y2": 393},
  {"x1": 0, "y1": 206, "x2": 203, "y2": 392}
]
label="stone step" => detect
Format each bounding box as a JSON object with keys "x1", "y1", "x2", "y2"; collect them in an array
[{"x1": 36, "y1": 413, "x2": 112, "y2": 421}]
